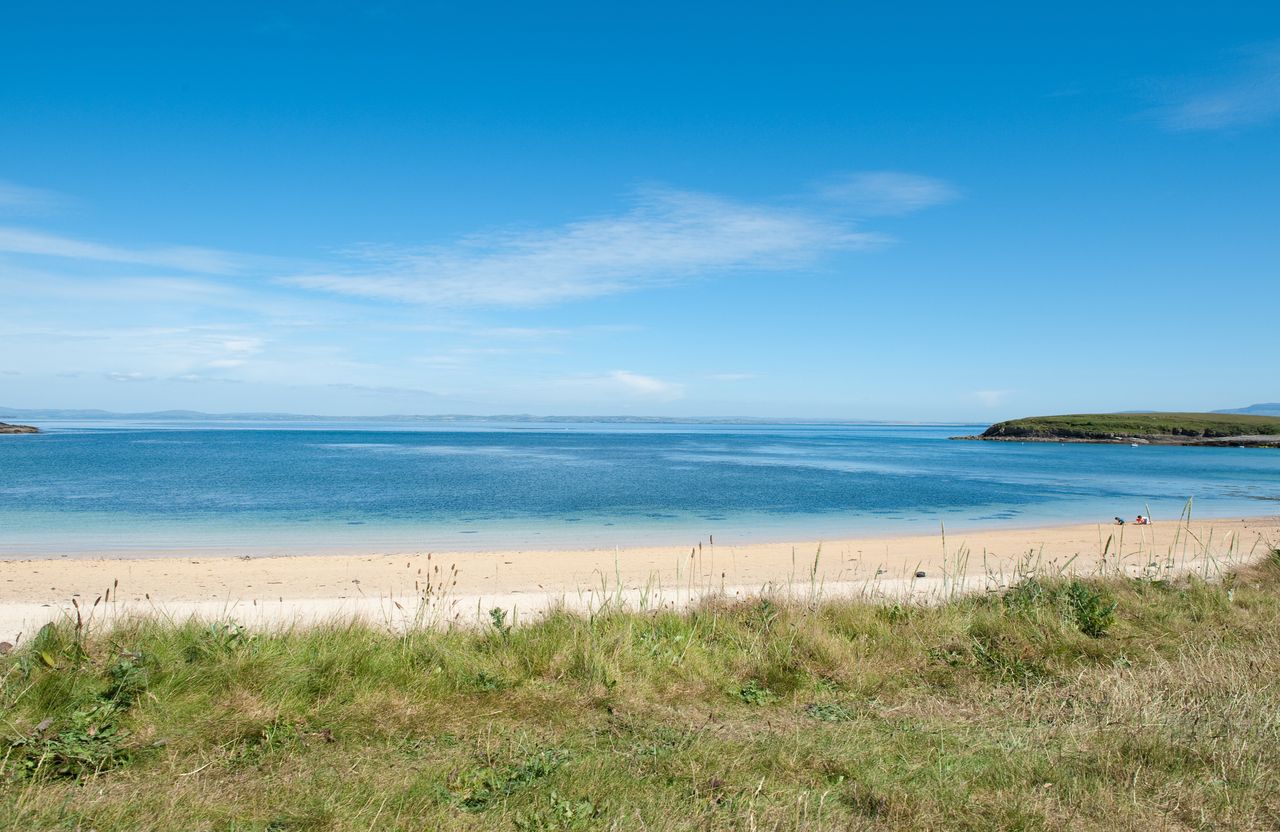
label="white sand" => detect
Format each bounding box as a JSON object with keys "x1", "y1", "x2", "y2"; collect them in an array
[{"x1": 1, "y1": 515, "x2": 1275, "y2": 644}]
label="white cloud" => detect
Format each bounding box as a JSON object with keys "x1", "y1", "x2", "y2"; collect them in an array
[
  {"x1": 1151, "y1": 44, "x2": 1280, "y2": 132},
  {"x1": 609, "y1": 370, "x2": 681, "y2": 398},
  {"x1": 972, "y1": 389, "x2": 1011, "y2": 407},
  {"x1": 413, "y1": 346, "x2": 515, "y2": 369},
  {"x1": 817, "y1": 172, "x2": 959, "y2": 216},
  {"x1": 0, "y1": 173, "x2": 953, "y2": 411},
  {"x1": 556, "y1": 370, "x2": 685, "y2": 401},
  {"x1": 414, "y1": 354, "x2": 469, "y2": 369},
  {"x1": 285, "y1": 187, "x2": 889, "y2": 307},
  {"x1": 326, "y1": 382, "x2": 445, "y2": 398},
  {"x1": 0, "y1": 226, "x2": 247, "y2": 273},
  {"x1": 3, "y1": 174, "x2": 950, "y2": 312},
  {"x1": 476, "y1": 326, "x2": 570, "y2": 339},
  {"x1": 0, "y1": 324, "x2": 266, "y2": 380},
  {"x1": 0, "y1": 181, "x2": 64, "y2": 215}
]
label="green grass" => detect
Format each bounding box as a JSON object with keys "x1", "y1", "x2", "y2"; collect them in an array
[
  {"x1": 980, "y1": 412, "x2": 1280, "y2": 440},
  {"x1": 4, "y1": 554, "x2": 1280, "y2": 830}
]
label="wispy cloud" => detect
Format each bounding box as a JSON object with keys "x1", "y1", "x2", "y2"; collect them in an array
[
  {"x1": 475, "y1": 326, "x2": 570, "y2": 339},
  {"x1": 817, "y1": 172, "x2": 959, "y2": 216},
  {"x1": 3, "y1": 174, "x2": 952, "y2": 310},
  {"x1": 0, "y1": 181, "x2": 65, "y2": 215},
  {"x1": 0, "y1": 323, "x2": 267, "y2": 381},
  {"x1": 972, "y1": 389, "x2": 1011, "y2": 407},
  {"x1": 610, "y1": 370, "x2": 682, "y2": 398},
  {"x1": 557, "y1": 370, "x2": 685, "y2": 401},
  {"x1": 0, "y1": 227, "x2": 248, "y2": 273},
  {"x1": 1151, "y1": 44, "x2": 1280, "y2": 132},
  {"x1": 2, "y1": 173, "x2": 956, "y2": 412},
  {"x1": 381, "y1": 322, "x2": 639, "y2": 339},
  {"x1": 285, "y1": 186, "x2": 893, "y2": 307},
  {"x1": 414, "y1": 346, "x2": 518, "y2": 369},
  {"x1": 326, "y1": 382, "x2": 446, "y2": 398}
]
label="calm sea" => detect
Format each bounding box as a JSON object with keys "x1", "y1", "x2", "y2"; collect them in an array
[{"x1": 1, "y1": 421, "x2": 1277, "y2": 556}]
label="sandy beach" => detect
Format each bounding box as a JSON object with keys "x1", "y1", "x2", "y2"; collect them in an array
[{"x1": 2, "y1": 514, "x2": 1275, "y2": 644}]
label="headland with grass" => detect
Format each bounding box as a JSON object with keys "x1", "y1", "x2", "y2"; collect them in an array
[
  {"x1": 953, "y1": 412, "x2": 1280, "y2": 447},
  {"x1": 0, "y1": 422, "x2": 38, "y2": 435}
]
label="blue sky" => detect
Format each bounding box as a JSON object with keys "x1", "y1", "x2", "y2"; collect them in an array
[{"x1": 2, "y1": 2, "x2": 1277, "y2": 420}]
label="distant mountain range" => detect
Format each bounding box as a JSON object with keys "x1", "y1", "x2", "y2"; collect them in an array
[
  {"x1": 1215, "y1": 403, "x2": 1280, "y2": 417},
  {"x1": 0, "y1": 407, "x2": 969, "y2": 427}
]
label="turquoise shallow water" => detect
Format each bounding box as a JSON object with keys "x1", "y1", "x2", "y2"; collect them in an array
[{"x1": 0, "y1": 421, "x2": 1277, "y2": 556}]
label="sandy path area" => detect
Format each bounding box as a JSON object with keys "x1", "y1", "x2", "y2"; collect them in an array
[{"x1": 1, "y1": 515, "x2": 1275, "y2": 644}]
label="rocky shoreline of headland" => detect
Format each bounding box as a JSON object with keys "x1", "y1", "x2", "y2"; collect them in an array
[
  {"x1": 951, "y1": 433, "x2": 1280, "y2": 448},
  {"x1": 0, "y1": 422, "x2": 39, "y2": 434}
]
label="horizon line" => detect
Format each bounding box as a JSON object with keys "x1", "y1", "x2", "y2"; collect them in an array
[{"x1": 0, "y1": 407, "x2": 988, "y2": 426}]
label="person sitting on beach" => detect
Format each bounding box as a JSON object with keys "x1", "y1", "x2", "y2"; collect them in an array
[
  {"x1": 1114, "y1": 516, "x2": 1126, "y2": 525},
  {"x1": 1135, "y1": 515, "x2": 1150, "y2": 525}
]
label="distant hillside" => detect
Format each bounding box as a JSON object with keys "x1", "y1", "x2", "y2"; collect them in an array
[
  {"x1": 1217, "y1": 403, "x2": 1280, "y2": 417},
  {"x1": 954, "y1": 412, "x2": 1280, "y2": 447},
  {"x1": 0, "y1": 407, "x2": 311, "y2": 421},
  {"x1": 0, "y1": 407, "x2": 970, "y2": 427}
]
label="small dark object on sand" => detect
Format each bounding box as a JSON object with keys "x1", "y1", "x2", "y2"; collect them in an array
[{"x1": 915, "y1": 570, "x2": 927, "y2": 578}]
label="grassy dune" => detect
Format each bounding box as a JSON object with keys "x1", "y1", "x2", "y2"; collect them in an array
[
  {"x1": 3, "y1": 553, "x2": 1280, "y2": 830},
  {"x1": 978, "y1": 412, "x2": 1280, "y2": 441}
]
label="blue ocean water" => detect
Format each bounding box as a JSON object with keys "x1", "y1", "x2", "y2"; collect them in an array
[{"x1": 1, "y1": 421, "x2": 1277, "y2": 556}]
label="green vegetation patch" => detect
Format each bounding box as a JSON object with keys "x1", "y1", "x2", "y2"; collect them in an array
[
  {"x1": 981, "y1": 411, "x2": 1280, "y2": 440},
  {"x1": 3, "y1": 555, "x2": 1280, "y2": 830}
]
